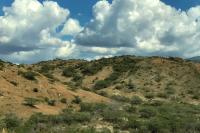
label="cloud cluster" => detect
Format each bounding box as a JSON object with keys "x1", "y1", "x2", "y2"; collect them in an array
[
  {"x1": 76, "y1": 0, "x2": 200, "y2": 58},
  {"x1": 0, "y1": 0, "x2": 82, "y2": 63},
  {"x1": 1, "y1": 0, "x2": 200, "y2": 63}
]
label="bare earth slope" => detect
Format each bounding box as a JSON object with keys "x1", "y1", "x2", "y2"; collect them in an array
[{"x1": 0, "y1": 56, "x2": 199, "y2": 119}]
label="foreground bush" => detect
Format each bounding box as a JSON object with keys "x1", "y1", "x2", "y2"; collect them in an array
[{"x1": 0, "y1": 114, "x2": 21, "y2": 131}]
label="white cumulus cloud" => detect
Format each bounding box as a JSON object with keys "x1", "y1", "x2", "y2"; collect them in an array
[
  {"x1": 76, "y1": 0, "x2": 200, "y2": 58},
  {"x1": 61, "y1": 18, "x2": 83, "y2": 36},
  {"x1": 0, "y1": 0, "x2": 81, "y2": 63}
]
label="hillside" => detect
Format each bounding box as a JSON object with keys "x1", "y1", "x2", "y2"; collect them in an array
[
  {"x1": 0, "y1": 56, "x2": 200, "y2": 133},
  {"x1": 188, "y1": 56, "x2": 200, "y2": 63}
]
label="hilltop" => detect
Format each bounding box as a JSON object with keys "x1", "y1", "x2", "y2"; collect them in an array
[{"x1": 0, "y1": 56, "x2": 200, "y2": 133}]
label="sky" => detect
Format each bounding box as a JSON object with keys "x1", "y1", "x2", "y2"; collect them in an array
[{"x1": 0, "y1": 0, "x2": 200, "y2": 64}]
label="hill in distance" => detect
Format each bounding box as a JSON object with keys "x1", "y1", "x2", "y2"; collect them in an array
[
  {"x1": 187, "y1": 56, "x2": 200, "y2": 63},
  {"x1": 0, "y1": 55, "x2": 200, "y2": 133}
]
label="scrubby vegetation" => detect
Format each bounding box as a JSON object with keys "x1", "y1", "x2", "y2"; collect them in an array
[
  {"x1": 18, "y1": 71, "x2": 38, "y2": 81},
  {"x1": 23, "y1": 98, "x2": 38, "y2": 107},
  {"x1": 0, "y1": 60, "x2": 4, "y2": 71},
  {"x1": 1, "y1": 101, "x2": 200, "y2": 133},
  {"x1": 1, "y1": 55, "x2": 200, "y2": 132},
  {"x1": 62, "y1": 66, "x2": 76, "y2": 77}
]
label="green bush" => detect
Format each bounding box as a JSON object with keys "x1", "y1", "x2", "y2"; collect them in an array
[
  {"x1": 126, "y1": 80, "x2": 136, "y2": 90},
  {"x1": 145, "y1": 93, "x2": 155, "y2": 99},
  {"x1": 139, "y1": 107, "x2": 157, "y2": 118},
  {"x1": 20, "y1": 71, "x2": 38, "y2": 81},
  {"x1": 63, "y1": 67, "x2": 76, "y2": 77},
  {"x1": 61, "y1": 110, "x2": 92, "y2": 124},
  {"x1": 72, "y1": 74, "x2": 83, "y2": 82},
  {"x1": 131, "y1": 96, "x2": 143, "y2": 105},
  {"x1": 112, "y1": 58, "x2": 137, "y2": 73},
  {"x1": 47, "y1": 99, "x2": 56, "y2": 106},
  {"x1": 81, "y1": 63, "x2": 103, "y2": 76},
  {"x1": 124, "y1": 105, "x2": 137, "y2": 113},
  {"x1": 157, "y1": 92, "x2": 169, "y2": 99},
  {"x1": 72, "y1": 96, "x2": 82, "y2": 104},
  {"x1": 192, "y1": 94, "x2": 200, "y2": 100},
  {"x1": 0, "y1": 114, "x2": 21, "y2": 130},
  {"x1": 106, "y1": 72, "x2": 120, "y2": 81},
  {"x1": 115, "y1": 85, "x2": 123, "y2": 90},
  {"x1": 147, "y1": 118, "x2": 169, "y2": 133},
  {"x1": 80, "y1": 102, "x2": 107, "y2": 112},
  {"x1": 23, "y1": 98, "x2": 37, "y2": 107},
  {"x1": 44, "y1": 97, "x2": 56, "y2": 106},
  {"x1": 165, "y1": 86, "x2": 176, "y2": 95},
  {"x1": 123, "y1": 117, "x2": 141, "y2": 129},
  {"x1": 60, "y1": 98, "x2": 67, "y2": 104},
  {"x1": 102, "y1": 109, "x2": 126, "y2": 123},
  {"x1": 0, "y1": 61, "x2": 4, "y2": 71},
  {"x1": 111, "y1": 95, "x2": 130, "y2": 102},
  {"x1": 94, "y1": 80, "x2": 111, "y2": 90}
]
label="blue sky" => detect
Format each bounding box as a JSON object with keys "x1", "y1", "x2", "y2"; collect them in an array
[
  {"x1": 1, "y1": 0, "x2": 200, "y2": 26},
  {"x1": 0, "y1": 0, "x2": 200, "y2": 63}
]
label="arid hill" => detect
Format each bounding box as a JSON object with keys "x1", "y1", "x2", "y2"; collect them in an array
[{"x1": 0, "y1": 56, "x2": 200, "y2": 133}]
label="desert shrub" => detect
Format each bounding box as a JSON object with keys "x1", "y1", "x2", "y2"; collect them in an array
[
  {"x1": 192, "y1": 93, "x2": 200, "y2": 100},
  {"x1": 81, "y1": 63, "x2": 103, "y2": 76},
  {"x1": 61, "y1": 110, "x2": 92, "y2": 124},
  {"x1": 139, "y1": 107, "x2": 157, "y2": 118},
  {"x1": 44, "y1": 97, "x2": 56, "y2": 106},
  {"x1": 20, "y1": 71, "x2": 38, "y2": 80},
  {"x1": 60, "y1": 98, "x2": 67, "y2": 104},
  {"x1": 157, "y1": 92, "x2": 169, "y2": 99},
  {"x1": 38, "y1": 65, "x2": 56, "y2": 81},
  {"x1": 72, "y1": 96, "x2": 82, "y2": 104},
  {"x1": 115, "y1": 85, "x2": 123, "y2": 90},
  {"x1": 39, "y1": 64, "x2": 55, "y2": 73},
  {"x1": 165, "y1": 85, "x2": 176, "y2": 95},
  {"x1": 97, "y1": 91, "x2": 108, "y2": 97},
  {"x1": 94, "y1": 72, "x2": 121, "y2": 90},
  {"x1": 111, "y1": 95, "x2": 130, "y2": 102},
  {"x1": 43, "y1": 73, "x2": 55, "y2": 80},
  {"x1": 48, "y1": 100, "x2": 56, "y2": 106},
  {"x1": 147, "y1": 118, "x2": 170, "y2": 133},
  {"x1": 145, "y1": 93, "x2": 155, "y2": 99},
  {"x1": 106, "y1": 72, "x2": 120, "y2": 81},
  {"x1": 62, "y1": 67, "x2": 76, "y2": 77},
  {"x1": 112, "y1": 58, "x2": 137, "y2": 74},
  {"x1": 0, "y1": 114, "x2": 21, "y2": 130},
  {"x1": 80, "y1": 102, "x2": 107, "y2": 112},
  {"x1": 102, "y1": 109, "x2": 126, "y2": 124},
  {"x1": 94, "y1": 80, "x2": 111, "y2": 90},
  {"x1": 47, "y1": 99, "x2": 56, "y2": 106},
  {"x1": 131, "y1": 96, "x2": 143, "y2": 105},
  {"x1": 23, "y1": 98, "x2": 38, "y2": 107},
  {"x1": 123, "y1": 117, "x2": 141, "y2": 129},
  {"x1": 124, "y1": 105, "x2": 137, "y2": 113},
  {"x1": 126, "y1": 80, "x2": 136, "y2": 90},
  {"x1": 0, "y1": 61, "x2": 4, "y2": 71},
  {"x1": 72, "y1": 74, "x2": 83, "y2": 82},
  {"x1": 149, "y1": 100, "x2": 164, "y2": 106}
]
